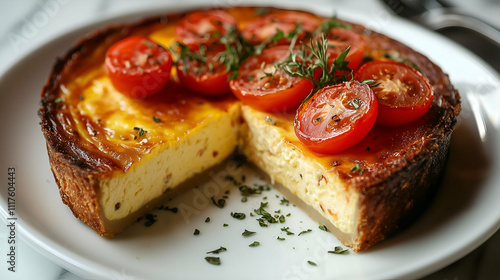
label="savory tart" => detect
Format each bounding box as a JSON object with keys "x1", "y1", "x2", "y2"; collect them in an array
[{"x1": 39, "y1": 6, "x2": 460, "y2": 252}]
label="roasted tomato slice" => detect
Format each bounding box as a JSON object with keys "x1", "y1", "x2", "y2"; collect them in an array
[
  {"x1": 295, "y1": 81, "x2": 378, "y2": 154},
  {"x1": 355, "y1": 60, "x2": 434, "y2": 126},
  {"x1": 229, "y1": 46, "x2": 314, "y2": 112},
  {"x1": 175, "y1": 10, "x2": 237, "y2": 49},
  {"x1": 242, "y1": 11, "x2": 320, "y2": 45},
  {"x1": 325, "y1": 28, "x2": 365, "y2": 72},
  {"x1": 177, "y1": 50, "x2": 230, "y2": 95},
  {"x1": 105, "y1": 36, "x2": 172, "y2": 99}
]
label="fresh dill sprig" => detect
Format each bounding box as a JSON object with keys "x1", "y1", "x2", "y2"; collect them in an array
[{"x1": 275, "y1": 34, "x2": 353, "y2": 98}]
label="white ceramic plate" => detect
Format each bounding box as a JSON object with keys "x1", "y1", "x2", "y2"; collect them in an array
[{"x1": 1, "y1": 2, "x2": 500, "y2": 280}]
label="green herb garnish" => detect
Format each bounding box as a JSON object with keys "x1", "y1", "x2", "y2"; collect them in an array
[
  {"x1": 279, "y1": 215, "x2": 286, "y2": 223},
  {"x1": 274, "y1": 35, "x2": 352, "y2": 98},
  {"x1": 307, "y1": 261, "x2": 318, "y2": 266},
  {"x1": 298, "y1": 229, "x2": 312, "y2": 236},
  {"x1": 152, "y1": 116, "x2": 161, "y2": 123},
  {"x1": 144, "y1": 41, "x2": 155, "y2": 49},
  {"x1": 205, "y1": 256, "x2": 221, "y2": 265},
  {"x1": 351, "y1": 163, "x2": 366, "y2": 173},
  {"x1": 205, "y1": 217, "x2": 210, "y2": 223},
  {"x1": 133, "y1": 127, "x2": 147, "y2": 137},
  {"x1": 144, "y1": 214, "x2": 157, "y2": 227},
  {"x1": 211, "y1": 196, "x2": 226, "y2": 208},
  {"x1": 320, "y1": 16, "x2": 351, "y2": 33},
  {"x1": 265, "y1": 116, "x2": 277, "y2": 125},
  {"x1": 280, "y1": 197, "x2": 290, "y2": 206},
  {"x1": 242, "y1": 229, "x2": 256, "y2": 236},
  {"x1": 281, "y1": 227, "x2": 295, "y2": 235},
  {"x1": 193, "y1": 229, "x2": 200, "y2": 235},
  {"x1": 207, "y1": 246, "x2": 227, "y2": 254},
  {"x1": 231, "y1": 212, "x2": 246, "y2": 220},
  {"x1": 328, "y1": 246, "x2": 349, "y2": 254},
  {"x1": 319, "y1": 225, "x2": 328, "y2": 231},
  {"x1": 249, "y1": 241, "x2": 260, "y2": 247}
]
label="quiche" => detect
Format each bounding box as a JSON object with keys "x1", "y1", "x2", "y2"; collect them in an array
[{"x1": 38, "y1": 6, "x2": 460, "y2": 252}]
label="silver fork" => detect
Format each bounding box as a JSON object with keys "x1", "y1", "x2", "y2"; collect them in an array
[{"x1": 382, "y1": 0, "x2": 500, "y2": 46}]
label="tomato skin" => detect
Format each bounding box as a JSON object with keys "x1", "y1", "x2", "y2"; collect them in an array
[
  {"x1": 325, "y1": 28, "x2": 366, "y2": 72},
  {"x1": 355, "y1": 60, "x2": 434, "y2": 126},
  {"x1": 295, "y1": 81, "x2": 378, "y2": 154},
  {"x1": 105, "y1": 36, "x2": 172, "y2": 99},
  {"x1": 229, "y1": 46, "x2": 314, "y2": 112},
  {"x1": 176, "y1": 51, "x2": 230, "y2": 95},
  {"x1": 175, "y1": 10, "x2": 237, "y2": 50},
  {"x1": 242, "y1": 11, "x2": 320, "y2": 45}
]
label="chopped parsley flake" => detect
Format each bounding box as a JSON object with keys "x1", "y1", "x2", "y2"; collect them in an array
[
  {"x1": 194, "y1": 229, "x2": 200, "y2": 235},
  {"x1": 205, "y1": 217, "x2": 210, "y2": 223},
  {"x1": 152, "y1": 116, "x2": 161, "y2": 123},
  {"x1": 207, "y1": 246, "x2": 227, "y2": 254},
  {"x1": 133, "y1": 127, "x2": 147, "y2": 137},
  {"x1": 211, "y1": 196, "x2": 226, "y2": 208},
  {"x1": 307, "y1": 261, "x2": 317, "y2": 266},
  {"x1": 298, "y1": 229, "x2": 312, "y2": 236},
  {"x1": 231, "y1": 212, "x2": 246, "y2": 220},
  {"x1": 265, "y1": 116, "x2": 277, "y2": 125},
  {"x1": 54, "y1": 97, "x2": 63, "y2": 103},
  {"x1": 277, "y1": 237, "x2": 285, "y2": 241},
  {"x1": 279, "y1": 215, "x2": 286, "y2": 223},
  {"x1": 254, "y1": 202, "x2": 278, "y2": 227},
  {"x1": 242, "y1": 229, "x2": 256, "y2": 237},
  {"x1": 241, "y1": 197, "x2": 248, "y2": 202},
  {"x1": 319, "y1": 225, "x2": 328, "y2": 231},
  {"x1": 281, "y1": 227, "x2": 295, "y2": 235},
  {"x1": 144, "y1": 214, "x2": 157, "y2": 227},
  {"x1": 205, "y1": 257, "x2": 221, "y2": 265},
  {"x1": 144, "y1": 40, "x2": 155, "y2": 49},
  {"x1": 223, "y1": 223, "x2": 229, "y2": 227},
  {"x1": 249, "y1": 241, "x2": 260, "y2": 247},
  {"x1": 328, "y1": 246, "x2": 349, "y2": 254},
  {"x1": 351, "y1": 163, "x2": 366, "y2": 173},
  {"x1": 280, "y1": 197, "x2": 290, "y2": 206}
]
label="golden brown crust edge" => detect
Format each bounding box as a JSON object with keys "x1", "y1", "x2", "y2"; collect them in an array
[{"x1": 348, "y1": 26, "x2": 460, "y2": 252}]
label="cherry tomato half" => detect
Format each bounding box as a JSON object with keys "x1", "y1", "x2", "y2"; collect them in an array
[
  {"x1": 242, "y1": 11, "x2": 320, "y2": 45},
  {"x1": 175, "y1": 10, "x2": 237, "y2": 50},
  {"x1": 355, "y1": 60, "x2": 434, "y2": 126},
  {"x1": 105, "y1": 36, "x2": 172, "y2": 99},
  {"x1": 325, "y1": 28, "x2": 366, "y2": 72},
  {"x1": 295, "y1": 81, "x2": 378, "y2": 154},
  {"x1": 177, "y1": 50, "x2": 230, "y2": 95},
  {"x1": 229, "y1": 46, "x2": 314, "y2": 112}
]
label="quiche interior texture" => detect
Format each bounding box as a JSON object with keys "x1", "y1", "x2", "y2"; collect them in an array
[{"x1": 39, "y1": 7, "x2": 460, "y2": 251}]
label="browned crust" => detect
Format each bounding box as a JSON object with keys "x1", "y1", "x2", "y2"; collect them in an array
[
  {"x1": 344, "y1": 26, "x2": 460, "y2": 251},
  {"x1": 39, "y1": 6, "x2": 461, "y2": 247}
]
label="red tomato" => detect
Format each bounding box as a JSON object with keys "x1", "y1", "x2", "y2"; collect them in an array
[
  {"x1": 355, "y1": 60, "x2": 434, "y2": 126},
  {"x1": 295, "y1": 81, "x2": 378, "y2": 154},
  {"x1": 177, "y1": 50, "x2": 230, "y2": 95},
  {"x1": 325, "y1": 28, "x2": 366, "y2": 72},
  {"x1": 105, "y1": 36, "x2": 172, "y2": 99},
  {"x1": 242, "y1": 11, "x2": 320, "y2": 45},
  {"x1": 175, "y1": 10, "x2": 237, "y2": 49},
  {"x1": 229, "y1": 46, "x2": 314, "y2": 112}
]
